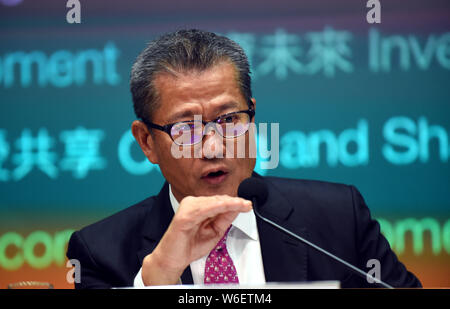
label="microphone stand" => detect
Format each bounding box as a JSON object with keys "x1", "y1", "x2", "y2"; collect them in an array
[{"x1": 252, "y1": 197, "x2": 394, "y2": 289}]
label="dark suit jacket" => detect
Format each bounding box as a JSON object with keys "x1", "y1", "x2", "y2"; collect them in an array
[{"x1": 66, "y1": 174, "x2": 422, "y2": 288}]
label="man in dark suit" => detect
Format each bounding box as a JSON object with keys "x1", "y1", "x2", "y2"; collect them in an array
[{"x1": 67, "y1": 29, "x2": 421, "y2": 289}]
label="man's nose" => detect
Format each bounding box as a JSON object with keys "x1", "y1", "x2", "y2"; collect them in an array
[{"x1": 201, "y1": 125, "x2": 225, "y2": 159}]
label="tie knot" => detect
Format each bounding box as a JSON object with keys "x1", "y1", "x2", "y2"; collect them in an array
[{"x1": 215, "y1": 226, "x2": 231, "y2": 251}]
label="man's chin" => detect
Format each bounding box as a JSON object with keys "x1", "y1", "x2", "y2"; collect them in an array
[
  {"x1": 195, "y1": 181, "x2": 238, "y2": 197},
  {"x1": 195, "y1": 187, "x2": 234, "y2": 197}
]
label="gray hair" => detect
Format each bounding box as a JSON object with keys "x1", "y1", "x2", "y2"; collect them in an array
[{"x1": 130, "y1": 29, "x2": 253, "y2": 122}]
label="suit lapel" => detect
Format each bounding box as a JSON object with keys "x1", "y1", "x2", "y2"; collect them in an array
[
  {"x1": 136, "y1": 182, "x2": 194, "y2": 284},
  {"x1": 254, "y1": 175, "x2": 309, "y2": 283}
]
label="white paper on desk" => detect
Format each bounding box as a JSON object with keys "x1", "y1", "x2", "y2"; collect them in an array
[{"x1": 121, "y1": 281, "x2": 340, "y2": 289}]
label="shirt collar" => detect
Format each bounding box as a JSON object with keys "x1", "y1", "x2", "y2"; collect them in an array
[{"x1": 168, "y1": 184, "x2": 258, "y2": 241}]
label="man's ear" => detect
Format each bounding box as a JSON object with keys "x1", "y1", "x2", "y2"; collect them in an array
[{"x1": 131, "y1": 120, "x2": 159, "y2": 164}]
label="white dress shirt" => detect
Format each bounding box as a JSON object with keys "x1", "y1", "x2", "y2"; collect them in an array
[{"x1": 134, "y1": 184, "x2": 266, "y2": 286}]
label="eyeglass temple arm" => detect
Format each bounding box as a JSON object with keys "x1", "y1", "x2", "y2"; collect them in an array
[{"x1": 140, "y1": 119, "x2": 168, "y2": 132}]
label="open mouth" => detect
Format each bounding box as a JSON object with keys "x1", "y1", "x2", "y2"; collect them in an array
[
  {"x1": 206, "y1": 170, "x2": 226, "y2": 178},
  {"x1": 201, "y1": 169, "x2": 229, "y2": 184}
]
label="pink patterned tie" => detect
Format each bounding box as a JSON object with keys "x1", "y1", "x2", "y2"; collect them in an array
[{"x1": 204, "y1": 226, "x2": 239, "y2": 284}]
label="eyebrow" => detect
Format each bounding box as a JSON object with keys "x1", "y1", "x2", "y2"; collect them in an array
[
  {"x1": 167, "y1": 109, "x2": 197, "y2": 123},
  {"x1": 167, "y1": 101, "x2": 241, "y2": 123}
]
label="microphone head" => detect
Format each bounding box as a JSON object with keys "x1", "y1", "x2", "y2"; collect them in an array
[{"x1": 238, "y1": 177, "x2": 268, "y2": 206}]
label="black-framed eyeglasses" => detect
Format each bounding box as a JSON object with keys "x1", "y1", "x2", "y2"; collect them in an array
[{"x1": 141, "y1": 108, "x2": 255, "y2": 146}]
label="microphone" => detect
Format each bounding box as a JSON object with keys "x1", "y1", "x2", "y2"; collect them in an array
[{"x1": 237, "y1": 177, "x2": 394, "y2": 289}]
